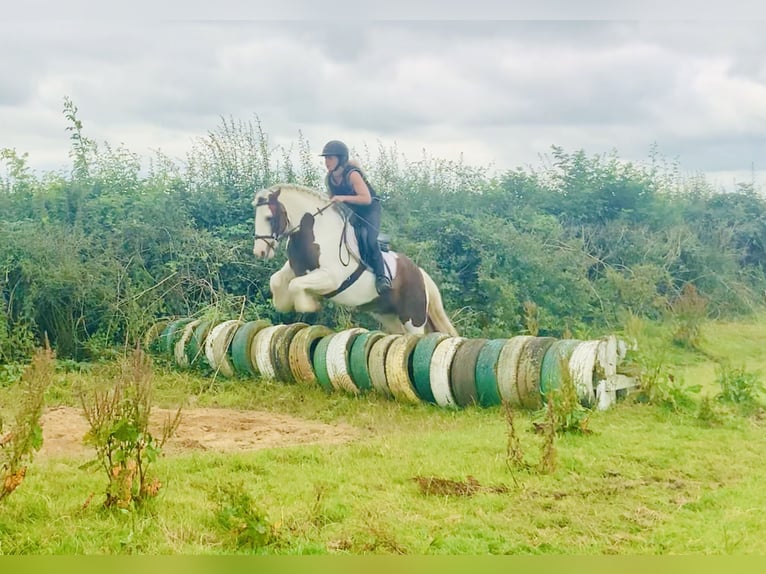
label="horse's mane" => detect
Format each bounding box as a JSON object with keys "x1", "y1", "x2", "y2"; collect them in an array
[{"x1": 254, "y1": 183, "x2": 328, "y2": 205}]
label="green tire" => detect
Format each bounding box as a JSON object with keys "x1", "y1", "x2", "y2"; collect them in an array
[
  {"x1": 186, "y1": 320, "x2": 215, "y2": 366},
  {"x1": 411, "y1": 333, "x2": 450, "y2": 403},
  {"x1": 230, "y1": 320, "x2": 271, "y2": 376},
  {"x1": 474, "y1": 338, "x2": 507, "y2": 408},
  {"x1": 161, "y1": 318, "x2": 193, "y2": 357},
  {"x1": 312, "y1": 334, "x2": 334, "y2": 392},
  {"x1": 539, "y1": 339, "x2": 582, "y2": 397},
  {"x1": 348, "y1": 331, "x2": 385, "y2": 392}
]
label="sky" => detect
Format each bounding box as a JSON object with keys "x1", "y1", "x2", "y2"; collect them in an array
[{"x1": 2, "y1": 2, "x2": 766, "y2": 192}]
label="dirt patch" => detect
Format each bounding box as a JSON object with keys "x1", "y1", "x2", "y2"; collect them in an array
[{"x1": 38, "y1": 405, "x2": 359, "y2": 459}]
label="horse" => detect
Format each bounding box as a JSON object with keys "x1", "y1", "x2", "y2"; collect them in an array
[{"x1": 251, "y1": 183, "x2": 458, "y2": 336}]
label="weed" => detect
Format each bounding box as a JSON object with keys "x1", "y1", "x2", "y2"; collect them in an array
[
  {"x1": 537, "y1": 398, "x2": 557, "y2": 474},
  {"x1": 715, "y1": 362, "x2": 764, "y2": 414},
  {"x1": 210, "y1": 481, "x2": 274, "y2": 549},
  {"x1": 644, "y1": 373, "x2": 701, "y2": 413},
  {"x1": 532, "y1": 357, "x2": 592, "y2": 438},
  {"x1": 308, "y1": 482, "x2": 333, "y2": 528},
  {"x1": 621, "y1": 313, "x2": 700, "y2": 412},
  {"x1": 696, "y1": 395, "x2": 724, "y2": 428},
  {"x1": 0, "y1": 346, "x2": 55, "y2": 502},
  {"x1": 670, "y1": 283, "x2": 708, "y2": 350},
  {"x1": 78, "y1": 345, "x2": 181, "y2": 509},
  {"x1": 523, "y1": 300, "x2": 539, "y2": 336},
  {"x1": 503, "y1": 400, "x2": 527, "y2": 480}
]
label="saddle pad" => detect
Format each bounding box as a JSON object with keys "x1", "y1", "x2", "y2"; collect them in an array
[{"x1": 382, "y1": 251, "x2": 399, "y2": 281}]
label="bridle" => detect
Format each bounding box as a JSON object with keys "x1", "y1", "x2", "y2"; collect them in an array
[
  {"x1": 253, "y1": 194, "x2": 291, "y2": 252},
  {"x1": 253, "y1": 189, "x2": 357, "y2": 265}
]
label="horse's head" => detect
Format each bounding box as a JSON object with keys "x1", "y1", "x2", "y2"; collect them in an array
[{"x1": 252, "y1": 187, "x2": 289, "y2": 259}]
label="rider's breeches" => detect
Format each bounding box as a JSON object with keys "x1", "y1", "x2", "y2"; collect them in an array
[{"x1": 351, "y1": 201, "x2": 386, "y2": 279}]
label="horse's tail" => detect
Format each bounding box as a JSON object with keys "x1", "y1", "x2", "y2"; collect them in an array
[{"x1": 420, "y1": 269, "x2": 459, "y2": 337}]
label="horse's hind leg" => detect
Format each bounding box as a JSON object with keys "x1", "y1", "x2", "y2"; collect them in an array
[
  {"x1": 402, "y1": 320, "x2": 426, "y2": 336},
  {"x1": 288, "y1": 269, "x2": 336, "y2": 313},
  {"x1": 270, "y1": 262, "x2": 296, "y2": 312}
]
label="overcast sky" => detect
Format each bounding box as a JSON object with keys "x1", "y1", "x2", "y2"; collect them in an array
[{"x1": 2, "y1": 5, "x2": 766, "y2": 191}]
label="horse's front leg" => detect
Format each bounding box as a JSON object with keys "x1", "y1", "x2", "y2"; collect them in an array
[
  {"x1": 270, "y1": 262, "x2": 296, "y2": 312},
  {"x1": 287, "y1": 269, "x2": 336, "y2": 313}
]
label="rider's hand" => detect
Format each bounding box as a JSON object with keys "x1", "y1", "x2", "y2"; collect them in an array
[{"x1": 330, "y1": 196, "x2": 345, "y2": 203}]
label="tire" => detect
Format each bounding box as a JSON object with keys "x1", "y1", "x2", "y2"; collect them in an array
[
  {"x1": 450, "y1": 339, "x2": 488, "y2": 408},
  {"x1": 516, "y1": 336, "x2": 557, "y2": 409},
  {"x1": 385, "y1": 334, "x2": 422, "y2": 404},
  {"x1": 289, "y1": 325, "x2": 334, "y2": 386},
  {"x1": 162, "y1": 318, "x2": 194, "y2": 357},
  {"x1": 312, "y1": 334, "x2": 335, "y2": 392},
  {"x1": 250, "y1": 324, "x2": 288, "y2": 381},
  {"x1": 204, "y1": 319, "x2": 243, "y2": 377},
  {"x1": 326, "y1": 328, "x2": 368, "y2": 394},
  {"x1": 368, "y1": 334, "x2": 400, "y2": 398},
  {"x1": 270, "y1": 322, "x2": 309, "y2": 383},
  {"x1": 230, "y1": 320, "x2": 271, "y2": 376},
  {"x1": 143, "y1": 320, "x2": 169, "y2": 355},
  {"x1": 496, "y1": 336, "x2": 534, "y2": 407},
  {"x1": 474, "y1": 338, "x2": 507, "y2": 408},
  {"x1": 539, "y1": 339, "x2": 582, "y2": 398},
  {"x1": 429, "y1": 337, "x2": 466, "y2": 408},
  {"x1": 411, "y1": 333, "x2": 450, "y2": 403},
  {"x1": 569, "y1": 340, "x2": 601, "y2": 407},
  {"x1": 186, "y1": 319, "x2": 215, "y2": 366},
  {"x1": 348, "y1": 331, "x2": 386, "y2": 393},
  {"x1": 174, "y1": 319, "x2": 202, "y2": 368}
]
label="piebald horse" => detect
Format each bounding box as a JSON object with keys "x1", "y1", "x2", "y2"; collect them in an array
[{"x1": 252, "y1": 183, "x2": 458, "y2": 336}]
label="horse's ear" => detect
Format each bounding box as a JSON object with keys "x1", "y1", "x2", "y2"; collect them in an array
[{"x1": 273, "y1": 187, "x2": 281, "y2": 199}]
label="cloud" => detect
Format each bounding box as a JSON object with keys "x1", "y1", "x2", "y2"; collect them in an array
[{"x1": 1, "y1": 18, "x2": 765, "y2": 188}]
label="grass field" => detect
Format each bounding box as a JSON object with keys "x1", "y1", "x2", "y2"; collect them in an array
[{"x1": 1, "y1": 317, "x2": 765, "y2": 555}]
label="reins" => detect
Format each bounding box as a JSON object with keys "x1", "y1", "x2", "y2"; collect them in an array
[{"x1": 255, "y1": 191, "x2": 370, "y2": 270}]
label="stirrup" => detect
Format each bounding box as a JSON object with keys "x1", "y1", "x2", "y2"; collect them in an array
[{"x1": 375, "y1": 275, "x2": 392, "y2": 294}]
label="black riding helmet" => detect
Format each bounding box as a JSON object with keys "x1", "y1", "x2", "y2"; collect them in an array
[{"x1": 319, "y1": 140, "x2": 349, "y2": 166}]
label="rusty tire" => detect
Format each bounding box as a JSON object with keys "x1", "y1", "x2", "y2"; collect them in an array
[
  {"x1": 368, "y1": 334, "x2": 400, "y2": 398},
  {"x1": 516, "y1": 336, "x2": 557, "y2": 409},
  {"x1": 326, "y1": 328, "x2": 368, "y2": 394},
  {"x1": 289, "y1": 325, "x2": 334, "y2": 386},
  {"x1": 270, "y1": 322, "x2": 309, "y2": 383},
  {"x1": 385, "y1": 334, "x2": 422, "y2": 404},
  {"x1": 496, "y1": 336, "x2": 534, "y2": 407}
]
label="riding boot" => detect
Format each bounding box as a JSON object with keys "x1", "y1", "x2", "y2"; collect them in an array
[{"x1": 365, "y1": 239, "x2": 391, "y2": 294}]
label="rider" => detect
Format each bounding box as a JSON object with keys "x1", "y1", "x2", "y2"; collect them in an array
[{"x1": 320, "y1": 139, "x2": 392, "y2": 295}]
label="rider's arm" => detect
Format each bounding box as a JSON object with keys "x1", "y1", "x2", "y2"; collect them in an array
[{"x1": 332, "y1": 171, "x2": 372, "y2": 205}]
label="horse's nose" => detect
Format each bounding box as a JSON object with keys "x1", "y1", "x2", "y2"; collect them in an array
[{"x1": 253, "y1": 242, "x2": 272, "y2": 259}]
